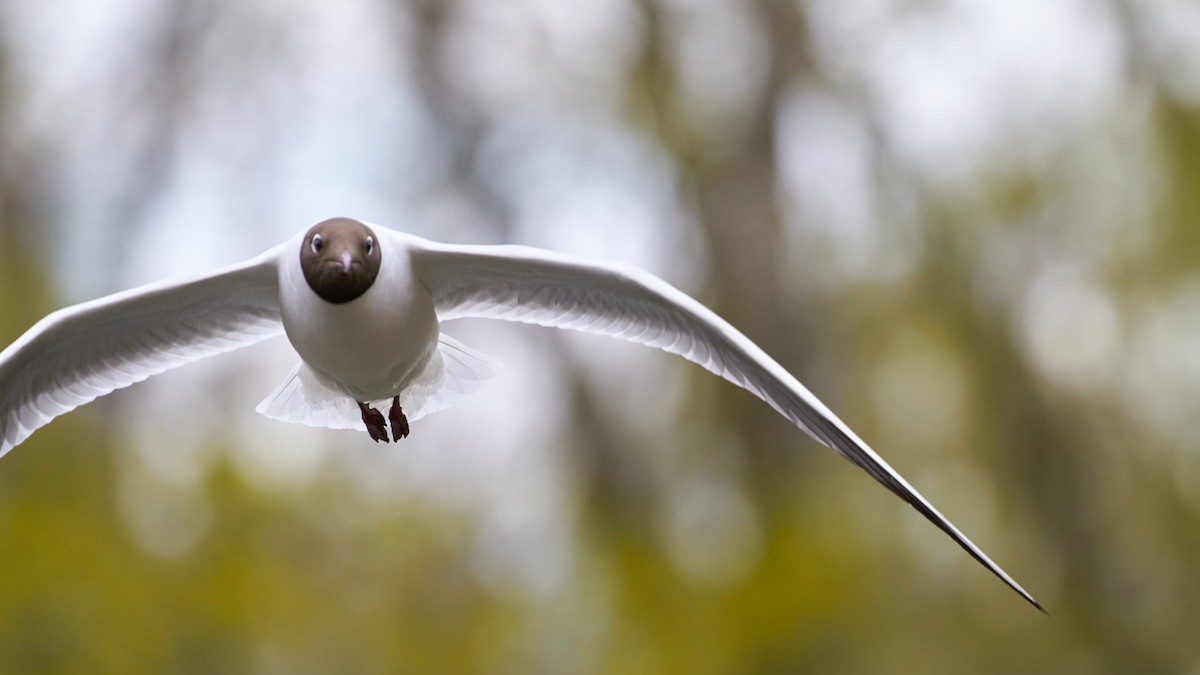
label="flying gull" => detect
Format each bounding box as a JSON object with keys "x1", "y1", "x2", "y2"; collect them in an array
[{"x1": 0, "y1": 217, "x2": 1042, "y2": 610}]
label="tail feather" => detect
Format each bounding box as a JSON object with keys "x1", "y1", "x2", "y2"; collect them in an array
[{"x1": 255, "y1": 333, "x2": 502, "y2": 431}]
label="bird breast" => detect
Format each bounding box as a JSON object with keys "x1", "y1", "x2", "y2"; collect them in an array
[{"x1": 277, "y1": 234, "x2": 439, "y2": 401}]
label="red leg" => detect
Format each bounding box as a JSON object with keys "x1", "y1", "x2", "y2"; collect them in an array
[
  {"x1": 388, "y1": 396, "x2": 410, "y2": 441},
  {"x1": 357, "y1": 401, "x2": 389, "y2": 443}
]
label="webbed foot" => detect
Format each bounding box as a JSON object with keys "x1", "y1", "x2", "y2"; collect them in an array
[
  {"x1": 388, "y1": 396, "x2": 410, "y2": 441},
  {"x1": 357, "y1": 401, "x2": 390, "y2": 443}
]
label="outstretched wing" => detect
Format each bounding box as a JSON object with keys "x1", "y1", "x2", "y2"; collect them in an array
[
  {"x1": 0, "y1": 245, "x2": 286, "y2": 456},
  {"x1": 405, "y1": 233, "x2": 1042, "y2": 610}
]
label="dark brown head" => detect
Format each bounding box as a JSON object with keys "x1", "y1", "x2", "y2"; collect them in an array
[{"x1": 300, "y1": 218, "x2": 382, "y2": 304}]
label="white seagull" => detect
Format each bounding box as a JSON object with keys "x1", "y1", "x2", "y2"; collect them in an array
[{"x1": 0, "y1": 217, "x2": 1041, "y2": 610}]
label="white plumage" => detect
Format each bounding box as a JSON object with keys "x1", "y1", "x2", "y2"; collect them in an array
[{"x1": 0, "y1": 220, "x2": 1041, "y2": 610}]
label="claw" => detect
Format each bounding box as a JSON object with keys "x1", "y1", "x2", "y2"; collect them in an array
[
  {"x1": 388, "y1": 396, "x2": 410, "y2": 441},
  {"x1": 357, "y1": 401, "x2": 390, "y2": 443}
]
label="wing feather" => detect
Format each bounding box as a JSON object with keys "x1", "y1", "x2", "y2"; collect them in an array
[
  {"x1": 0, "y1": 246, "x2": 285, "y2": 456},
  {"x1": 406, "y1": 234, "x2": 1042, "y2": 610}
]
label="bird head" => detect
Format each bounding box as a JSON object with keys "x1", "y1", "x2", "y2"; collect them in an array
[{"x1": 299, "y1": 217, "x2": 382, "y2": 304}]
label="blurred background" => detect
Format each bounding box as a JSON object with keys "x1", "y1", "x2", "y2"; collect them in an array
[{"x1": 0, "y1": 0, "x2": 1197, "y2": 672}]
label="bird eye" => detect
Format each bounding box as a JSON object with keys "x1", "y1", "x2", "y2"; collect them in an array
[
  {"x1": 365, "y1": 236, "x2": 375, "y2": 254},
  {"x1": 311, "y1": 234, "x2": 323, "y2": 254}
]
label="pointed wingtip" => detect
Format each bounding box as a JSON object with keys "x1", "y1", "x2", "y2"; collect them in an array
[
  {"x1": 892, "y1": 490, "x2": 1046, "y2": 614},
  {"x1": 1029, "y1": 596, "x2": 1049, "y2": 616}
]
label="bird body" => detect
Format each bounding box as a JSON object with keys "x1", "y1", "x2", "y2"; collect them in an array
[
  {"x1": 278, "y1": 225, "x2": 439, "y2": 403},
  {"x1": 0, "y1": 217, "x2": 1043, "y2": 610}
]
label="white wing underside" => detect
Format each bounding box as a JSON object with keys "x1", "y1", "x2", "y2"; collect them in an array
[
  {"x1": 401, "y1": 231, "x2": 1041, "y2": 610},
  {"x1": 0, "y1": 246, "x2": 285, "y2": 458},
  {"x1": 255, "y1": 333, "x2": 502, "y2": 429}
]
